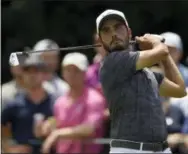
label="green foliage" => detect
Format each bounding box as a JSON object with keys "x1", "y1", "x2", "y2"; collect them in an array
[{"x1": 2, "y1": 0, "x2": 188, "y2": 83}]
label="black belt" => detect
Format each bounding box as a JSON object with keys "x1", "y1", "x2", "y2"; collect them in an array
[{"x1": 111, "y1": 140, "x2": 168, "y2": 152}]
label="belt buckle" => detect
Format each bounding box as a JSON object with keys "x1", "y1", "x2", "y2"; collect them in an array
[
  {"x1": 162, "y1": 141, "x2": 168, "y2": 151},
  {"x1": 153, "y1": 141, "x2": 167, "y2": 152},
  {"x1": 143, "y1": 142, "x2": 160, "y2": 152},
  {"x1": 149, "y1": 143, "x2": 158, "y2": 152}
]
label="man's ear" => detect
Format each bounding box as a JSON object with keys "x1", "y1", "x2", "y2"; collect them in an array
[
  {"x1": 96, "y1": 34, "x2": 104, "y2": 45},
  {"x1": 94, "y1": 33, "x2": 101, "y2": 44},
  {"x1": 128, "y1": 28, "x2": 132, "y2": 40},
  {"x1": 98, "y1": 36, "x2": 102, "y2": 44}
]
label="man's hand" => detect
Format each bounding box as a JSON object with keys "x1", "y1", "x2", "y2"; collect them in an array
[
  {"x1": 5, "y1": 145, "x2": 31, "y2": 153},
  {"x1": 167, "y1": 133, "x2": 184, "y2": 148},
  {"x1": 33, "y1": 120, "x2": 44, "y2": 138},
  {"x1": 41, "y1": 130, "x2": 59, "y2": 153},
  {"x1": 135, "y1": 34, "x2": 163, "y2": 50},
  {"x1": 183, "y1": 135, "x2": 188, "y2": 149},
  {"x1": 135, "y1": 35, "x2": 169, "y2": 70},
  {"x1": 41, "y1": 118, "x2": 56, "y2": 137},
  {"x1": 104, "y1": 108, "x2": 110, "y2": 120},
  {"x1": 33, "y1": 117, "x2": 56, "y2": 138}
]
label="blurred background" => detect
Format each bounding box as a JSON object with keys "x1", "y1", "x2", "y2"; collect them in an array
[
  {"x1": 2, "y1": 1, "x2": 188, "y2": 154},
  {"x1": 2, "y1": 0, "x2": 188, "y2": 83}
]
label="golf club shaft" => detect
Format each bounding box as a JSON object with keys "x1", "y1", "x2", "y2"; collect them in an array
[{"x1": 15, "y1": 40, "x2": 137, "y2": 55}]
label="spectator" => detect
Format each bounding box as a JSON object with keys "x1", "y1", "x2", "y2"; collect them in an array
[
  {"x1": 86, "y1": 33, "x2": 111, "y2": 154},
  {"x1": 161, "y1": 32, "x2": 188, "y2": 87},
  {"x1": 182, "y1": 118, "x2": 188, "y2": 134},
  {"x1": 2, "y1": 49, "x2": 55, "y2": 108},
  {"x1": 2, "y1": 65, "x2": 25, "y2": 108},
  {"x1": 162, "y1": 97, "x2": 187, "y2": 153},
  {"x1": 42, "y1": 52, "x2": 106, "y2": 154},
  {"x1": 150, "y1": 66, "x2": 188, "y2": 153},
  {"x1": 162, "y1": 97, "x2": 185, "y2": 134},
  {"x1": 183, "y1": 135, "x2": 188, "y2": 154},
  {"x1": 1, "y1": 54, "x2": 55, "y2": 154},
  {"x1": 86, "y1": 33, "x2": 107, "y2": 92},
  {"x1": 86, "y1": 34, "x2": 110, "y2": 154},
  {"x1": 33, "y1": 39, "x2": 69, "y2": 97},
  {"x1": 170, "y1": 87, "x2": 188, "y2": 118}
]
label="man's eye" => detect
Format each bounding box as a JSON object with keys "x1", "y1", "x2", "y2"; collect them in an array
[
  {"x1": 101, "y1": 27, "x2": 110, "y2": 33},
  {"x1": 115, "y1": 23, "x2": 123, "y2": 30}
]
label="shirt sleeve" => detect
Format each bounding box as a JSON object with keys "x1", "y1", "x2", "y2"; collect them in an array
[
  {"x1": 53, "y1": 98, "x2": 60, "y2": 119},
  {"x1": 82, "y1": 92, "x2": 106, "y2": 129},
  {"x1": 182, "y1": 118, "x2": 188, "y2": 133},
  {"x1": 153, "y1": 72, "x2": 164, "y2": 86},
  {"x1": 1, "y1": 102, "x2": 14, "y2": 125},
  {"x1": 105, "y1": 51, "x2": 140, "y2": 81}
]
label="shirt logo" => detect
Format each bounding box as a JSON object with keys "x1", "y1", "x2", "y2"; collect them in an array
[{"x1": 166, "y1": 117, "x2": 173, "y2": 126}]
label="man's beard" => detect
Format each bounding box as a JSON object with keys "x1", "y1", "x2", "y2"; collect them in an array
[{"x1": 102, "y1": 40, "x2": 129, "y2": 53}]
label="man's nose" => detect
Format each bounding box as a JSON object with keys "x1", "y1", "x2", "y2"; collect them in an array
[
  {"x1": 111, "y1": 29, "x2": 117, "y2": 37},
  {"x1": 111, "y1": 28, "x2": 118, "y2": 38},
  {"x1": 112, "y1": 34, "x2": 118, "y2": 41}
]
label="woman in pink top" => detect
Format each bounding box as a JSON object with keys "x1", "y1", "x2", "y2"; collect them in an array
[
  {"x1": 42, "y1": 52, "x2": 106, "y2": 153},
  {"x1": 86, "y1": 33, "x2": 107, "y2": 93}
]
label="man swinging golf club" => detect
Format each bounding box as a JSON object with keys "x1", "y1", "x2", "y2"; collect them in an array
[{"x1": 97, "y1": 9, "x2": 187, "y2": 153}]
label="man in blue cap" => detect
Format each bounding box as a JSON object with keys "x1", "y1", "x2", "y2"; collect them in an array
[{"x1": 2, "y1": 54, "x2": 56, "y2": 153}]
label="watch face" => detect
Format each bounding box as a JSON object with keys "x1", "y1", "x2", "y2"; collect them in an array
[{"x1": 33, "y1": 113, "x2": 45, "y2": 122}]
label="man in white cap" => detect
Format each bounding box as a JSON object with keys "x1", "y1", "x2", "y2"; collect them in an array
[
  {"x1": 41, "y1": 52, "x2": 106, "y2": 154},
  {"x1": 97, "y1": 9, "x2": 187, "y2": 153},
  {"x1": 33, "y1": 39, "x2": 69, "y2": 98},
  {"x1": 161, "y1": 32, "x2": 188, "y2": 87}
]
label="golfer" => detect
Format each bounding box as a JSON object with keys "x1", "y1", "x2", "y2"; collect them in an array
[{"x1": 97, "y1": 9, "x2": 187, "y2": 153}]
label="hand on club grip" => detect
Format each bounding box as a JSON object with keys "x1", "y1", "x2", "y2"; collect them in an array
[{"x1": 135, "y1": 34, "x2": 164, "y2": 50}]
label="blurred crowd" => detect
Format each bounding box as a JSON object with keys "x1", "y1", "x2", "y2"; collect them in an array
[{"x1": 1, "y1": 31, "x2": 188, "y2": 154}]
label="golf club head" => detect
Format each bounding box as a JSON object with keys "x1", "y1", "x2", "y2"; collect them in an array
[{"x1": 9, "y1": 52, "x2": 29, "y2": 66}]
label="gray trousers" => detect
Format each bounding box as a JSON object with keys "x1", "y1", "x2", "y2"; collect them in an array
[{"x1": 110, "y1": 147, "x2": 172, "y2": 153}]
